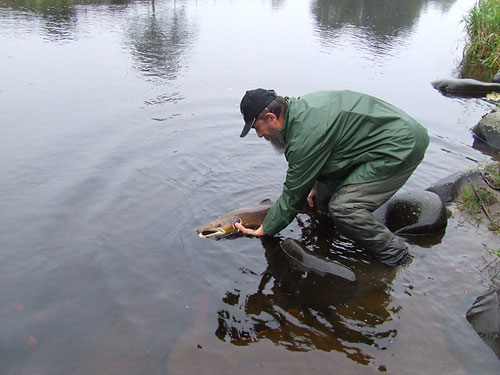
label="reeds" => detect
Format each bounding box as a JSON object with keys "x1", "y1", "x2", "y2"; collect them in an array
[{"x1": 462, "y1": 0, "x2": 500, "y2": 79}]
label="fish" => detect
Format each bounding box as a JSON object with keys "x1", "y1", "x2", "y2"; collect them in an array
[
  {"x1": 280, "y1": 238, "x2": 357, "y2": 282},
  {"x1": 197, "y1": 202, "x2": 272, "y2": 239}
]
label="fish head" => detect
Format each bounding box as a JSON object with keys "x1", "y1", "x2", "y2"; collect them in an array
[{"x1": 197, "y1": 215, "x2": 242, "y2": 239}]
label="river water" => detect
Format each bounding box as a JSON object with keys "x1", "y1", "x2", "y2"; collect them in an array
[{"x1": 1, "y1": 0, "x2": 499, "y2": 373}]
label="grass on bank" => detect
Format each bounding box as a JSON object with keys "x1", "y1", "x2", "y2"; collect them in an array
[
  {"x1": 456, "y1": 163, "x2": 500, "y2": 232},
  {"x1": 485, "y1": 163, "x2": 500, "y2": 187},
  {"x1": 457, "y1": 183, "x2": 498, "y2": 226},
  {"x1": 456, "y1": 164, "x2": 500, "y2": 273},
  {"x1": 462, "y1": 0, "x2": 500, "y2": 79}
]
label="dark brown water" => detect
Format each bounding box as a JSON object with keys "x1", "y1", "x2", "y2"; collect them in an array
[{"x1": 1, "y1": 0, "x2": 499, "y2": 373}]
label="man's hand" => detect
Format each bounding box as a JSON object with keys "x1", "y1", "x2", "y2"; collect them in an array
[
  {"x1": 307, "y1": 184, "x2": 317, "y2": 207},
  {"x1": 234, "y1": 223, "x2": 266, "y2": 237}
]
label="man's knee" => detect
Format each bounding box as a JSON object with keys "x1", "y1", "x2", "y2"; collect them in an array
[
  {"x1": 328, "y1": 191, "x2": 353, "y2": 218},
  {"x1": 328, "y1": 188, "x2": 411, "y2": 267}
]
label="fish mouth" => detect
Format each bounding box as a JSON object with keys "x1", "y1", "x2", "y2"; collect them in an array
[{"x1": 197, "y1": 227, "x2": 227, "y2": 239}]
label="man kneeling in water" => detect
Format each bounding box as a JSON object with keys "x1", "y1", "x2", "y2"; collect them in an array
[{"x1": 235, "y1": 88, "x2": 429, "y2": 266}]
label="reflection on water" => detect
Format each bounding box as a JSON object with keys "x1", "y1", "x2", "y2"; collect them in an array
[
  {"x1": 216, "y1": 212, "x2": 399, "y2": 366},
  {"x1": 472, "y1": 137, "x2": 500, "y2": 161},
  {"x1": 126, "y1": 2, "x2": 197, "y2": 83},
  {"x1": 1, "y1": 0, "x2": 79, "y2": 40},
  {"x1": 0, "y1": 0, "x2": 196, "y2": 83},
  {"x1": 312, "y1": 0, "x2": 457, "y2": 52}
]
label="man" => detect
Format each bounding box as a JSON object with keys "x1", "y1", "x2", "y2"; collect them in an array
[{"x1": 235, "y1": 88, "x2": 429, "y2": 266}]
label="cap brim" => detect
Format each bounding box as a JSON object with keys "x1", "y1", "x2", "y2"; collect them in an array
[{"x1": 239, "y1": 118, "x2": 256, "y2": 138}]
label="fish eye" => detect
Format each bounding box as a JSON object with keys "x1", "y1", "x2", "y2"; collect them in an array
[{"x1": 216, "y1": 223, "x2": 222, "y2": 227}]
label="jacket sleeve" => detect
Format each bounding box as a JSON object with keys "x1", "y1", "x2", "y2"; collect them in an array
[{"x1": 262, "y1": 145, "x2": 332, "y2": 236}]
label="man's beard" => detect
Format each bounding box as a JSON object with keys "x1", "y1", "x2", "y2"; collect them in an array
[{"x1": 265, "y1": 128, "x2": 285, "y2": 154}]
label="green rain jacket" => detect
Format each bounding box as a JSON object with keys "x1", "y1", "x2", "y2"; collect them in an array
[{"x1": 261, "y1": 90, "x2": 429, "y2": 236}]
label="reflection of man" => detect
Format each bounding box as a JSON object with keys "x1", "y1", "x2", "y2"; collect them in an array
[
  {"x1": 216, "y1": 236, "x2": 396, "y2": 358},
  {"x1": 235, "y1": 89, "x2": 429, "y2": 266}
]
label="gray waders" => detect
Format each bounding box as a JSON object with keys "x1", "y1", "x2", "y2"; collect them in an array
[{"x1": 317, "y1": 166, "x2": 418, "y2": 266}]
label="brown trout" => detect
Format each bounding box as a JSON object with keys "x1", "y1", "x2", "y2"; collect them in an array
[{"x1": 197, "y1": 203, "x2": 272, "y2": 239}]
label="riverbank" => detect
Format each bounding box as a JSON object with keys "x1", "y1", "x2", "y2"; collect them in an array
[
  {"x1": 459, "y1": 0, "x2": 500, "y2": 280},
  {"x1": 455, "y1": 162, "x2": 500, "y2": 282},
  {"x1": 461, "y1": 0, "x2": 500, "y2": 80}
]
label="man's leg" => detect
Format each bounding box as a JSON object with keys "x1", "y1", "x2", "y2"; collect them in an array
[{"x1": 328, "y1": 167, "x2": 417, "y2": 266}]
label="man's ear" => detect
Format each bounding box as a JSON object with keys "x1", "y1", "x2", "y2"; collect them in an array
[{"x1": 266, "y1": 112, "x2": 277, "y2": 122}]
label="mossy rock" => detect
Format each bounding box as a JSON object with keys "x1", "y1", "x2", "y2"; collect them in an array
[
  {"x1": 430, "y1": 163, "x2": 500, "y2": 231},
  {"x1": 426, "y1": 169, "x2": 486, "y2": 203},
  {"x1": 473, "y1": 111, "x2": 500, "y2": 150}
]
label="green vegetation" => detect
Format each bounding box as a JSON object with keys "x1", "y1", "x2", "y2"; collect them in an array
[
  {"x1": 456, "y1": 165, "x2": 500, "y2": 271},
  {"x1": 489, "y1": 246, "x2": 500, "y2": 257},
  {"x1": 485, "y1": 163, "x2": 500, "y2": 188},
  {"x1": 457, "y1": 183, "x2": 497, "y2": 222},
  {"x1": 461, "y1": 0, "x2": 500, "y2": 80}
]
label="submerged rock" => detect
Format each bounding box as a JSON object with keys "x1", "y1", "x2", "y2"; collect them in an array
[{"x1": 466, "y1": 288, "x2": 500, "y2": 359}]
